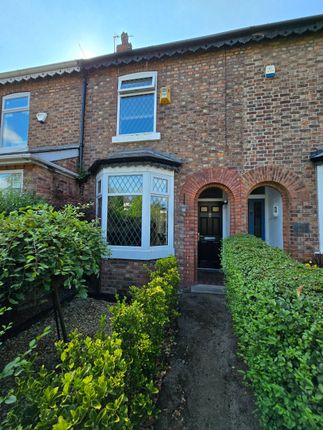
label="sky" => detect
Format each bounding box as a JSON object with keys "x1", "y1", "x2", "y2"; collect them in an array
[{"x1": 0, "y1": 0, "x2": 322, "y2": 72}]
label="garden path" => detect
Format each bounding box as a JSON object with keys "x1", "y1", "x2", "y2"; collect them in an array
[{"x1": 154, "y1": 289, "x2": 261, "y2": 430}]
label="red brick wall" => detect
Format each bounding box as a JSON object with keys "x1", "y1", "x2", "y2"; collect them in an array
[
  {"x1": 81, "y1": 33, "x2": 322, "y2": 287},
  {"x1": 2, "y1": 33, "x2": 322, "y2": 289},
  {"x1": 0, "y1": 164, "x2": 79, "y2": 207},
  {"x1": 0, "y1": 74, "x2": 82, "y2": 152},
  {"x1": 0, "y1": 74, "x2": 82, "y2": 205},
  {"x1": 100, "y1": 259, "x2": 155, "y2": 294}
]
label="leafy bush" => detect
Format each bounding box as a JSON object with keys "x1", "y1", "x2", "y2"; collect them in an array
[
  {"x1": 110, "y1": 257, "x2": 179, "y2": 424},
  {"x1": 222, "y1": 235, "x2": 323, "y2": 430},
  {"x1": 2, "y1": 257, "x2": 180, "y2": 429},
  {"x1": 0, "y1": 190, "x2": 44, "y2": 215},
  {"x1": 3, "y1": 319, "x2": 130, "y2": 430},
  {"x1": 0, "y1": 204, "x2": 108, "y2": 305}
]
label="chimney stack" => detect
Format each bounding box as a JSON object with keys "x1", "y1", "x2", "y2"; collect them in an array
[{"x1": 117, "y1": 32, "x2": 132, "y2": 53}]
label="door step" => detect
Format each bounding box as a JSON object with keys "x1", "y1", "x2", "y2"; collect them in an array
[{"x1": 191, "y1": 284, "x2": 225, "y2": 295}]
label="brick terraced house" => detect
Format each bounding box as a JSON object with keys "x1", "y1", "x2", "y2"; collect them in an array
[{"x1": 0, "y1": 15, "x2": 322, "y2": 290}]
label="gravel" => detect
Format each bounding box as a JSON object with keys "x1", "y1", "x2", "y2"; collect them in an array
[{"x1": 0, "y1": 297, "x2": 113, "y2": 375}]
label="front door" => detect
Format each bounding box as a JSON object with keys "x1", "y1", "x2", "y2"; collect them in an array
[
  {"x1": 198, "y1": 202, "x2": 222, "y2": 269},
  {"x1": 248, "y1": 199, "x2": 265, "y2": 240}
]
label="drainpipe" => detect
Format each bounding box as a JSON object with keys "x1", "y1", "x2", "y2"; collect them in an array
[{"x1": 79, "y1": 75, "x2": 87, "y2": 170}]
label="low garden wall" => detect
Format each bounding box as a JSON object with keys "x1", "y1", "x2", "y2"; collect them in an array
[{"x1": 222, "y1": 235, "x2": 322, "y2": 430}]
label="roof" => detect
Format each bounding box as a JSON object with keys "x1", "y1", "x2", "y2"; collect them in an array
[
  {"x1": 0, "y1": 60, "x2": 80, "y2": 85},
  {"x1": 310, "y1": 149, "x2": 323, "y2": 162},
  {"x1": 1, "y1": 14, "x2": 322, "y2": 84},
  {"x1": 89, "y1": 148, "x2": 182, "y2": 174},
  {"x1": 82, "y1": 14, "x2": 323, "y2": 70}
]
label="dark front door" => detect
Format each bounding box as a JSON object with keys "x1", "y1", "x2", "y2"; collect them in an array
[
  {"x1": 248, "y1": 199, "x2": 265, "y2": 240},
  {"x1": 198, "y1": 202, "x2": 222, "y2": 269}
]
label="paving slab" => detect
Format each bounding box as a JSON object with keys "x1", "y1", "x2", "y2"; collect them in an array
[{"x1": 191, "y1": 284, "x2": 225, "y2": 295}]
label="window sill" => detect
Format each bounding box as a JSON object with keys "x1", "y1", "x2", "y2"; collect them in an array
[
  {"x1": 112, "y1": 132, "x2": 161, "y2": 144},
  {"x1": 103, "y1": 245, "x2": 174, "y2": 260},
  {"x1": 0, "y1": 146, "x2": 28, "y2": 155}
]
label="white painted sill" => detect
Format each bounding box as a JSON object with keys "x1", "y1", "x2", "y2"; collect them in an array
[
  {"x1": 102, "y1": 246, "x2": 175, "y2": 260},
  {"x1": 112, "y1": 132, "x2": 161, "y2": 144},
  {"x1": 0, "y1": 146, "x2": 28, "y2": 155}
]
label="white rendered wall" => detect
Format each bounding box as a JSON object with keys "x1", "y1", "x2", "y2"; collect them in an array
[{"x1": 265, "y1": 187, "x2": 283, "y2": 249}]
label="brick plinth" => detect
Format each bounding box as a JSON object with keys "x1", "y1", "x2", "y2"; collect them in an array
[{"x1": 100, "y1": 259, "x2": 156, "y2": 295}]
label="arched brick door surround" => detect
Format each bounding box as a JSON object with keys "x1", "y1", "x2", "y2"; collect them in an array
[
  {"x1": 180, "y1": 167, "x2": 242, "y2": 286},
  {"x1": 242, "y1": 165, "x2": 307, "y2": 255},
  {"x1": 180, "y1": 165, "x2": 306, "y2": 286}
]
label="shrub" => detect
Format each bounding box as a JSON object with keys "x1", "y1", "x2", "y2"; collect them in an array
[
  {"x1": 110, "y1": 256, "x2": 179, "y2": 425},
  {"x1": 2, "y1": 257, "x2": 180, "y2": 429},
  {"x1": 0, "y1": 190, "x2": 44, "y2": 215},
  {"x1": 0, "y1": 204, "x2": 108, "y2": 306},
  {"x1": 222, "y1": 235, "x2": 323, "y2": 430},
  {"x1": 3, "y1": 319, "x2": 130, "y2": 430}
]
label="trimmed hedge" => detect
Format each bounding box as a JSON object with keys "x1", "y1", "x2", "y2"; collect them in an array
[
  {"x1": 2, "y1": 257, "x2": 179, "y2": 429},
  {"x1": 222, "y1": 235, "x2": 323, "y2": 430}
]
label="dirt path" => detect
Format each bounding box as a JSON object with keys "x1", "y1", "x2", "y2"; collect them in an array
[{"x1": 155, "y1": 291, "x2": 261, "y2": 430}]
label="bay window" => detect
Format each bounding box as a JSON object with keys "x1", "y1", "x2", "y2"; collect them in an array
[{"x1": 96, "y1": 166, "x2": 174, "y2": 259}]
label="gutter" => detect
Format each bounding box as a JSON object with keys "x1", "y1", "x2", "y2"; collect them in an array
[
  {"x1": 82, "y1": 14, "x2": 323, "y2": 70},
  {"x1": 0, "y1": 153, "x2": 79, "y2": 179},
  {"x1": 0, "y1": 60, "x2": 81, "y2": 85}
]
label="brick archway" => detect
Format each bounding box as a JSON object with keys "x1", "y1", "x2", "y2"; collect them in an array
[
  {"x1": 180, "y1": 167, "x2": 242, "y2": 286},
  {"x1": 241, "y1": 165, "x2": 307, "y2": 253}
]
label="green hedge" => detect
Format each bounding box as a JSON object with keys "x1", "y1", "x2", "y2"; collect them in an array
[
  {"x1": 2, "y1": 257, "x2": 179, "y2": 429},
  {"x1": 0, "y1": 190, "x2": 44, "y2": 215},
  {"x1": 222, "y1": 235, "x2": 323, "y2": 430}
]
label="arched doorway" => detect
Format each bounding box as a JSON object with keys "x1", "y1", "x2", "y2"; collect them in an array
[
  {"x1": 198, "y1": 186, "x2": 230, "y2": 269},
  {"x1": 248, "y1": 185, "x2": 283, "y2": 248}
]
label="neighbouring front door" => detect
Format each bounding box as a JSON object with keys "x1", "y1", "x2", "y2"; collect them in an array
[
  {"x1": 248, "y1": 199, "x2": 265, "y2": 240},
  {"x1": 198, "y1": 201, "x2": 222, "y2": 269}
]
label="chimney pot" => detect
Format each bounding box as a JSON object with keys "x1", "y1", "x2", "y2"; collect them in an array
[{"x1": 117, "y1": 32, "x2": 132, "y2": 53}]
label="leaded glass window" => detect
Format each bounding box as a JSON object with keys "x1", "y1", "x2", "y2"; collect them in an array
[
  {"x1": 96, "y1": 167, "x2": 174, "y2": 259},
  {"x1": 117, "y1": 72, "x2": 157, "y2": 136},
  {"x1": 1, "y1": 93, "x2": 30, "y2": 149},
  {"x1": 107, "y1": 195, "x2": 142, "y2": 246},
  {"x1": 150, "y1": 196, "x2": 168, "y2": 246},
  {"x1": 119, "y1": 94, "x2": 154, "y2": 134},
  {"x1": 107, "y1": 174, "x2": 143, "y2": 247},
  {"x1": 108, "y1": 175, "x2": 142, "y2": 194},
  {"x1": 152, "y1": 177, "x2": 168, "y2": 194}
]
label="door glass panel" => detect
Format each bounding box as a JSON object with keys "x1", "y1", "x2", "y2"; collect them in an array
[{"x1": 253, "y1": 201, "x2": 263, "y2": 237}]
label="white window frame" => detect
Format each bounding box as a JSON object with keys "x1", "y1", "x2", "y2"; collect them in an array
[
  {"x1": 112, "y1": 72, "x2": 161, "y2": 143},
  {"x1": 96, "y1": 165, "x2": 174, "y2": 260},
  {"x1": 317, "y1": 164, "x2": 323, "y2": 253},
  {"x1": 0, "y1": 92, "x2": 30, "y2": 153},
  {"x1": 0, "y1": 169, "x2": 23, "y2": 191}
]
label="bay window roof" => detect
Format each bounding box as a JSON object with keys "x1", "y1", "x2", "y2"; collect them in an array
[{"x1": 89, "y1": 148, "x2": 182, "y2": 175}]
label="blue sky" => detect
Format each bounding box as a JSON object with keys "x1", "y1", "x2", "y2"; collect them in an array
[{"x1": 0, "y1": 0, "x2": 322, "y2": 72}]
